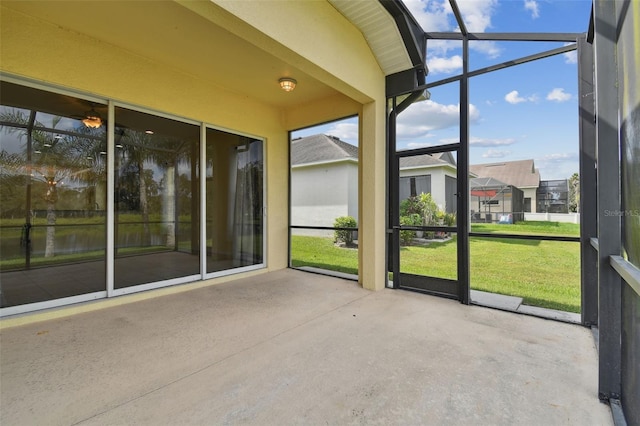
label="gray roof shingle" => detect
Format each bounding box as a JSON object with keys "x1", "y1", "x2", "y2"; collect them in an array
[
  {"x1": 291, "y1": 134, "x2": 358, "y2": 165},
  {"x1": 399, "y1": 152, "x2": 457, "y2": 168},
  {"x1": 470, "y1": 176, "x2": 510, "y2": 189},
  {"x1": 292, "y1": 136, "x2": 459, "y2": 170},
  {"x1": 469, "y1": 159, "x2": 540, "y2": 188}
]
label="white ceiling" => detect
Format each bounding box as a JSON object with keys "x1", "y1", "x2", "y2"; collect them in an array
[{"x1": 329, "y1": 0, "x2": 413, "y2": 75}]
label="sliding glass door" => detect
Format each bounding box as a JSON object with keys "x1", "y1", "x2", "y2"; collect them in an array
[
  {"x1": 113, "y1": 107, "x2": 200, "y2": 289},
  {"x1": 1, "y1": 79, "x2": 266, "y2": 314},
  {"x1": 0, "y1": 81, "x2": 107, "y2": 307},
  {"x1": 205, "y1": 128, "x2": 264, "y2": 274}
]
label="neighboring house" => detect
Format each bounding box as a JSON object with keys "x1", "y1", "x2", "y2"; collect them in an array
[
  {"x1": 290, "y1": 134, "x2": 358, "y2": 234},
  {"x1": 399, "y1": 152, "x2": 457, "y2": 213},
  {"x1": 469, "y1": 159, "x2": 541, "y2": 213},
  {"x1": 291, "y1": 136, "x2": 458, "y2": 231}
]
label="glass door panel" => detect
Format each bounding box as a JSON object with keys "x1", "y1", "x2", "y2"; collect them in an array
[
  {"x1": 114, "y1": 107, "x2": 200, "y2": 289},
  {"x1": 205, "y1": 128, "x2": 263, "y2": 274},
  {"x1": 395, "y1": 148, "x2": 459, "y2": 297},
  {"x1": 0, "y1": 81, "x2": 107, "y2": 307}
]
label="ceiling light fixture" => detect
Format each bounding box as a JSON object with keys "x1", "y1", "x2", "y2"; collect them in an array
[
  {"x1": 82, "y1": 108, "x2": 103, "y2": 128},
  {"x1": 279, "y1": 77, "x2": 297, "y2": 92}
]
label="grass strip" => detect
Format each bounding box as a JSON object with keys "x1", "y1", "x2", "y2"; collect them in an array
[{"x1": 291, "y1": 226, "x2": 581, "y2": 313}]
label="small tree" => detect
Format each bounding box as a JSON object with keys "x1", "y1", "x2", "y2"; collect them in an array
[{"x1": 334, "y1": 216, "x2": 357, "y2": 246}]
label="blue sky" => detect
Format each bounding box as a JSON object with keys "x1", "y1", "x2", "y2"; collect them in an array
[{"x1": 292, "y1": 0, "x2": 592, "y2": 180}]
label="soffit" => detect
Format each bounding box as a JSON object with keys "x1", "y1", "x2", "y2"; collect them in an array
[
  {"x1": 2, "y1": 1, "x2": 341, "y2": 109},
  {"x1": 329, "y1": 0, "x2": 414, "y2": 75}
]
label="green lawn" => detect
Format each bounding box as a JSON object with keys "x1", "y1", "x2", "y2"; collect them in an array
[
  {"x1": 291, "y1": 235, "x2": 359, "y2": 275},
  {"x1": 291, "y1": 221, "x2": 581, "y2": 313},
  {"x1": 471, "y1": 220, "x2": 580, "y2": 237}
]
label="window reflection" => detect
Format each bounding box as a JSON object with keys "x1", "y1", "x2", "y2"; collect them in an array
[
  {"x1": 206, "y1": 128, "x2": 263, "y2": 273},
  {"x1": 0, "y1": 81, "x2": 266, "y2": 310},
  {"x1": 114, "y1": 107, "x2": 200, "y2": 288},
  {"x1": 0, "y1": 81, "x2": 107, "y2": 307}
]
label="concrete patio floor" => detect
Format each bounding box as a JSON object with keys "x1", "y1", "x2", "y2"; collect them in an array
[{"x1": 0, "y1": 269, "x2": 611, "y2": 425}]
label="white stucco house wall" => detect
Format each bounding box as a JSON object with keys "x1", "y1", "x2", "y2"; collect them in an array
[
  {"x1": 291, "y1": 136, "x2": 459, "y2": 235},
  {"x1": 292, "y1": 138, "x2": 546, "y2": 226},
  {"x1": 291, "y1": 134, "x2": 358, "y2": 236},
  {"x1": 398, "y1": 152, "x2": 458, "y2": 213}
]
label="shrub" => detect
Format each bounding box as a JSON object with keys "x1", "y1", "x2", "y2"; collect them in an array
[
  {"x1": 443, "y1": 212, "x2": 456, "y2": 227},
  {"x1": 399, "y1": 196, "x2": 423, "y2": 217},
  {"x1": 333, "y1": 216, "x2": 357, "y2": 245},
  {"x1": 417, "y1": 192, "x2": 439, "y2": 225},
  {"x1": 399, "y1": 213, "x2": 422, "y2": 246},
  {"x1": 400, "y1": 193, "x2": 439, "y2": 226}
]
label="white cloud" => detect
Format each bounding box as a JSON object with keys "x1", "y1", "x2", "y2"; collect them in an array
[
  {"x1": 438, "y1": 137, "x2": 515, "y2": 146},
  {"x1": 540, "y1": 153, "x2": 578, "y2": 162},
  {"x1": 457, "y1": 0, "x2": 497, "y2": 32},
  {"x1": 505, "y1": 90, "x2": 526, "y2": 104},
  {"x1": 407, "y1": 142, "x2": 434, "y2": 149},
  {"x1": 536, "y1": 152, "x2": 579, "y2": 180},
  {"x1": 458, "y1": 0, "x2": 501, "y2": 58},
  {"x1": 404, "y1": 0, "x2": 452, "y2": 32},
  {"x1": 470, "y1": 137, "x2": 515, "y2": 147},
  {"x1": 405, "y1": 0, "x2": 501, "y2": 58},
  {"x1": 482, "y1": 149, "x2": 512, "y2": 158},
  {"x1": 427, "y1": 55, "x2": 463, "y2": 74},
  {"x1": 524, "y1": 0, "x2": 539, "y2": 18},
  {"x1": 546, "y1": 88, "x2": 572, "y2": 102},
  {"x1": 326, "y1": 122, "x2": 358, "y2": 142},
  {"x1": 427, "y1": 39, "x2": 460, "y2": 56},
  {"x1": 563, "y1": 43, "x2": 578, "y2": 64},
  {"x1": 505, "y1": 90, "x2": 538, "y2": 104},
  {"x1": 563, "y1": 51, "x2": 577, "y2": 64},
  {"x1": 397, "y1": 100, "x2": 480, "y2": 139},
  {"x1": 471, "y1": 41, "x2": 502, "y2": 59}
]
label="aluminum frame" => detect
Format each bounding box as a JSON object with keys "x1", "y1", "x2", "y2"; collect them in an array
[
  {"x1": 577, "y1": 35, "x2": 598, "y2": 327},
  {"x1": 386, "y1": 0, "x2": 584, "y2": 306},
  {"x1": 0, "y1": 76, "x2": 269, "y2": 317},
  {"x1": 593, "y1": 0, "x2": 622, "y2": 402}
]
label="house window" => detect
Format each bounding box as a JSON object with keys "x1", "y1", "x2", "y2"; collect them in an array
[
  {"x1": 445, "y1": 175, "x2": 457, "y2": 214},
  {"x1": 524, "y1": 197, "x2": 531, "y2": 212},
  {"x1": 399, "y1": 175, "x2": 431, "y2": 201}
]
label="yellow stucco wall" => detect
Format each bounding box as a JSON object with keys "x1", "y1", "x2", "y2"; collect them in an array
[
  {"x1": 1, "y1": 4, "x2": 291, "y2": 276},
  {"x1": 207, "y1": 0, "x2": 388, "y2": 290},
  {"x1": 0, "y1": 0, "x2": 388, "y2": 301}
]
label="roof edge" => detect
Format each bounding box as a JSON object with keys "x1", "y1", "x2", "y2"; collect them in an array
[
  {"x1": 292, "y1": 158, "x2": 359, "y2": 168},
  {"x1": 380, "y1": 0, "x2": 428, "y2": 97}
]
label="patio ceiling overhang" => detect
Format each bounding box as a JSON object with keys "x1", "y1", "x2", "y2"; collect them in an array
[
  {"x1": 0, "y1": 1, "x2": 329, "y2": 109},
  {"x1": 329, "y1": 0, "x2": 420, "y2": 76},
  {"x1": 2, "y1": 0, "x2": 421, "y2": 111}
]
